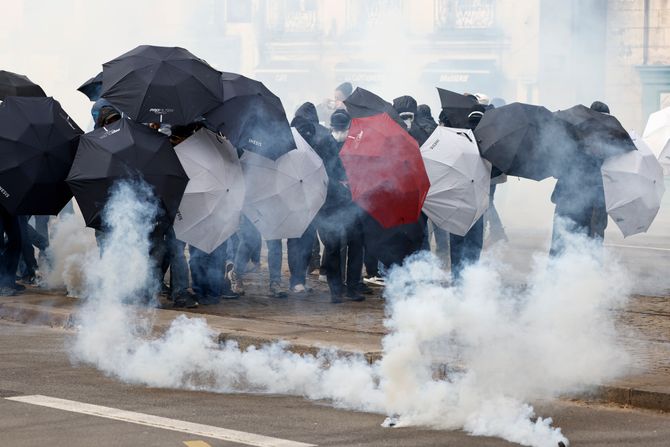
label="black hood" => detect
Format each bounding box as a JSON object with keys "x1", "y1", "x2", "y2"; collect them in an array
[
  {"x1": 293, "y1": 102, "x2": 319, "y2": 125},
  {"x1": 393, "y1": 95, "x2": 418, "y2": 115}
]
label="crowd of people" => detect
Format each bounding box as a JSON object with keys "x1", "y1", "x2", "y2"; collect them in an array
[{"x1": 0, "y1": 80, "x2": 614, "y2": 308}]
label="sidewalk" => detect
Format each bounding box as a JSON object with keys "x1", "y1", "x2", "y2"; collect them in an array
[{"x1": 1, "y1": 274, "x2": 668, "y2": 412}]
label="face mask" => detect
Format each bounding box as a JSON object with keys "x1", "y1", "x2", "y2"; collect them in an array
[
  {"x1": 403, "y1": 119, "x2": 413, "y2": 130},
  {"x1": 332, "y1": 130, "x2": 348, "y2": 142}
]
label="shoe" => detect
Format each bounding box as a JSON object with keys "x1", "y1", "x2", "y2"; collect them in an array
[
  {"x1": 330, "y1": 293, "x2": 343, "y2": 304},
  {"x1": 318, "y1": 274, "x2": 327, "y2": 283},
  {"x1": 290, "y1": 284, "x2": 307, "y2": 294},
  {"x1": 196, "y1": 294, "x2": 220, "y2": 305},
  {"x1": 354, "y1": 282, "x2": 374, "y2": 295},
  {"x1": 269, "y1": 281, "x2": 287, "y2": 299},
  {"x1": 228, "y1": 270, "x2": 245, "y2": 296},
  {"x1": 363, "y1": 276, "x2": 385, "y2": 287},
  {"x1": 11, "y1": 283, "x2": 26, "y2": 292},
  {"x1": 18, "y1": 274, "x2": 36, "y2": 286},
  {"x1": 172, "y1": 292, "x2": 198, "y2": 308},
  {"x1": 0, "y1": 287, "x2": 16, "y2": 296},
  {"x1": 346, "y1": 289, "x2": 366, "y2": 302},
  {"x1": 220, "y1": 288, "x2": 240, "y2": 300}
]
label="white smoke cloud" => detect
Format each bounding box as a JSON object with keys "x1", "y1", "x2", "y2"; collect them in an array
[{"x1": 68, "y1": 181, "x2": 632, "y2": 447}]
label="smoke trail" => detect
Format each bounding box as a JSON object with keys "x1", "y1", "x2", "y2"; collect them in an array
[
  {"x1": 41, "y1": 211, "x2": 97, "y2": 296},
  {"x1": 68, "y1": 182, "x2": 632, "y2": 447}
]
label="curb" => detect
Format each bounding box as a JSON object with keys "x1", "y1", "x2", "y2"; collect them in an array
[{"x1": 0, "y1": 299, "x2": 667, "y2": 412}]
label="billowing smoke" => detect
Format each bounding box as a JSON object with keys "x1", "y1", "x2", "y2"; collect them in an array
[
  {"x1": 40, "y1": 211, "x2": 97, "y2": 296},
  {"x1": 67, "y1": 181, "x2": 632, "y2": 447}
]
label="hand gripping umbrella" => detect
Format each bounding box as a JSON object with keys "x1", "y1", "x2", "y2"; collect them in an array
[
  {"x1": 173, "y1": 128, "x2": 245, "y2": 253},
  {"x1": 77, "y1": 71, "x2": 103, "y2": 102},
  {"x1": 421, "y1": 127, "x2": 491, "y2": 236},
  {"x1": 66, "y1": 119, "x2": 189, "y2": 229},
  {"x1": 554, "y1": 104, "x2": 636, "y2": 159},
  {"x1": 343, "y1": 87, "x2": 405, "y2": 128},
  {"x1": 340, "y1": 113, "x2": 430, "y2": 228},
  {"x1": 0, "y1": 70, "x2": 46, "y2": 100},
  {"x1": 642, "y1": 107, "x2": 670, "y2": 175},
  {"x1": 204, "y1": 72, "x2": 295, "y2": 160},
  {"x1": 0, "y1": 97, "x2": 82, "y2": 215},
  {"x1": 100, "y1": 45, "x2": 222, "y2": 125},
  {"x1": 474, "y1": 102, "x2": 574, "y2": 181},
  {"x1": 241, "y1": 128, "x2": 328, "y2": 240},
  {"x1": 601, "y1": 135, "x2": 665, "y2": 237},
  {"x1": 436, "y1": 88, "x2": 478, "y2": 129}
]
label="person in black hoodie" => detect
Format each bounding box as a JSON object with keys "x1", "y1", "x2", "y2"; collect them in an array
[
  {"x1": 415, "y1": 104, "x2": 438, "y2": 136},
  {"x1": 392, "y1": 95, "x2": 429, "y2": 146},
  {"x1": 293, "y1": 105, "x2": 366, "y2": 303}
]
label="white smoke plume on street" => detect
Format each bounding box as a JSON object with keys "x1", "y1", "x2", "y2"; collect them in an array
[
  {"x1": 68, "y1": 183, "x2": 632, "y2": 447},
  {"x1": 40, "y1": 212, "x2": 97, "y2": 296}
]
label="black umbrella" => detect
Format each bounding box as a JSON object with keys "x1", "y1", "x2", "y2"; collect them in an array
[
  {"x1": 0, "y1": 70, "x2": 46, "y2": 100},
  {"x1": 436, "y1": 88, "x2": 477, "y2": 129},
  {"x1": 361, "y1": 211, "x2": 425, "y2": 267},
  {"x1": 100, "y1": 45, "x2": 222, "y2": 125},
  {"x1": 0, "y1": 97, "x2": 82, "y2": 215},
  {"x1": 66, "y1": 119, "x2": 189, "y2": 229},
  {"x1": 343, "y1": 87, "x2": 405, "y2": 127},
  {"x1": 474, "y1": 102, "x2": 576, "y2": 181},
  {"x1": 554, "y1": 104, "x2": 636, "y2": 158},
  {"x1": 203, "y1": 72, "x2": 295, "y2": 160},
  {"x1": 77, "y1": 71, "x2": 103, "y2": 101}
]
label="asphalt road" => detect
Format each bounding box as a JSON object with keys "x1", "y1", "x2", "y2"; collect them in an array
[{"x1": 1, "y1": 321, "x2": 669, "y2": 447}]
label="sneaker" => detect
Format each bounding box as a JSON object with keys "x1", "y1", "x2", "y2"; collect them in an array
[
  {"x1": 318, "y1": 274, "x2": 327, "y2": 283},
  {"x1": 11, "y1": 283, "x2": 26, "y2": 292},
  {"x1": 356, "y1": 282, "x2": 374, "y2": 295},
  {"x1": 172, "y1": 292, "x2": 198, "y2": 308},
  {"x1": 0, "y1": 287, "x2": 16, "y2": 296},
  {"x1": 197, "y1": 294, "x2": 221, "y2": 305},
  {"x1": 228, "y1": 270, "x2": 245, "y2": 296},
  {"x1": 269, "y1": 281, "x2": 287, "y2": 299},
  {"x1": 363, "y1": 276, "x2": 385, "y2": 287},
  {"x1": 346, "y1": 289, "x2": 366, "y2": 302},
  {"x1": 290, "y1": 284, "x2": 307, "y2": 294},
  {"x1": 220, "y1": 287, "x2": 240, "y2": 300}
]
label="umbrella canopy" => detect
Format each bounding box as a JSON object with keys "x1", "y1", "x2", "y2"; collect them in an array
[
  {"x1": 241, "y1": 128, "x2": 328, "y2": 240},
  {"x1": 77, "y1": 71, "x2": 103, "y2": 102},
  {"x1": 173, "y1": 128, "x2": 245, "y2": 253},
  {"x1": 0, "y1": 97, "x2": 82, "y2": 215},
  {"x1": 475, "y1": 102, "x2": 573, "y2": 181},
  {"x1": 343, "y1": 87, "x2": 405, "y2": 127},
  {"x1": 360, "y1": 211, "x2": 425, "y2": 267},
  {"x1": 100, "y1": 45, "x2": 222, "y2": 125},
  {"x1": 555, "y1": 104, "x2": 636, "y2": 159},
  {"x1": 204, "y1": 72, "x2": 294, "y2": 160},
  {"x1": 0, "y1": 70, "x2": 46, "y2": 100},
  {"x1": 601, "y1": 135, "x2": 665, "y2": 237},
  {"x1": 642, "y1": 107, "x2": 670, "y2": 175},
  {"x1": 340, "y1": 113, "x2": 430, "y2": 228},
  {"x1": 421, "y1": 127, "x2": 491, "y2": 236},
  {"x1": 436, "y1": 88, "x2": 478, "y2": 129},
  {"x1": 66, "y1": 119, "x2": 189, "y2": 229}
]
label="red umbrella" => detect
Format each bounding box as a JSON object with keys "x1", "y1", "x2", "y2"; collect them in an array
[{"x1": 340, "y1": 113, "x2": 430, "y2": 228}]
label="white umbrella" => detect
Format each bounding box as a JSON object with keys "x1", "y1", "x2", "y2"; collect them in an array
[
  {"x1": 173, "y1": 128, "x2": 245, "y2": 253},
  {"x1": 601, "y1": 136, "x2": 665, "y2": 237},
  {"x1": 420, "y1": 127, "x2": 491, "y2": 236},
  {"x1": 642, "y1": 107, "x2": 670, "y2": 175},
  {"x1": 241, "y1": 128, "x2": 328, "y2": 240}
]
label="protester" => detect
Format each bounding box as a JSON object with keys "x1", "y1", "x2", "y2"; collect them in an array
[
  {"x1": 448, "y1": 103, "x2": 487, "y2": 280},
  {"x1": 0, "y1": 207, "x2": 23, "y2": 295},
  {"x1": 415, "y1": 104, "x2": 438, "y2": 136},
  {"x1": 392, "y1": 95, "x2": 429, "y2": 146},
  {"x1": 549, "y1": 101, "x2": 610, "y2": 256}
]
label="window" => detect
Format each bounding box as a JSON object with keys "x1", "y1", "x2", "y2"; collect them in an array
[{"x1": 435, "y1": 0, "x2": 496, "y2": 30}]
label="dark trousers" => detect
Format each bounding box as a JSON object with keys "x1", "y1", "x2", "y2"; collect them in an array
[
  {"x1": 449, "y1": 216, "x2": 484, "y2": 281},
  {"x1": 189, "y1": 243, "x2": 227, "y2": 297},
  {"x1": 287, "y1": 224, "x2": 317, "y2": 288},
  {"x1": 0, "y1": 209, "x2": 21, "y2": 287},
  {"x1": 318, "y1": 212, "x2": 363, "y2": 296},
  {"x1": 266, "y1": 239, "x2": 282, "y2": 284},
  {"x1": 18, "y1": 216, "x2": 49, "y2": 277}
]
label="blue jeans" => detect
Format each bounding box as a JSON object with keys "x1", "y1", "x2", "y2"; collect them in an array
[
  {"x1": 287, "y1": 224, "x2": 317, "y2": 288},
  {"x1": 189, "y1": 243, "x2": 227, "y2": 297},
  {"x1": 449, "y1": 216, "x2": 483, "y2": 281},
  {"x1": 234, "y1": 216, "x2": 262, "y2": 275},
  {"x1": 266, "y1": 239, "x2": 282, "y2": 284}
]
